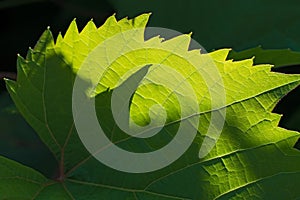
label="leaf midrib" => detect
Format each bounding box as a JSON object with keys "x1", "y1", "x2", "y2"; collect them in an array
[{"x1": 64, "y1": 78, "x2": 300, "y2": 177}]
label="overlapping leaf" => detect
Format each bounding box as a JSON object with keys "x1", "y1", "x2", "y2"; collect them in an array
[
  {"x1": 228, "y1": 46, "x2": 300, "y2": 68},
  {"x1": 109, "y1": 0, "x2": 300, "y2": 51}
]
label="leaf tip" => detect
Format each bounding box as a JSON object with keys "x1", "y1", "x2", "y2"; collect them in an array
[
  {"x1": 209, "y1": 48, "x2": 232, "y2": 62},
  {"x1": 3, "y1": 77, "x2": 13, "y2": 82},
  {"x1": 4, "y1": 78, "x2": 17, "y2": 93}
]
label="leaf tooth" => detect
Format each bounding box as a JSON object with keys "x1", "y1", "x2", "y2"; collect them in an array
[
  {"x1": 128, "y1": 13, "x2": 151, "y2": 28},
  {"x1": 17, "y1": 54, "x2": 27, "y2": 66},
  {"x1": 161, "y1": 33, "x2": 192, "y2": 54},
  {"x1": 118, "y1": 15, "x2": 130, "y2": 24},
  {"x1": 55, "y1": 32, "x2": 63, "y2": 46},
  {"x1": 16, "y1": 54, "x2": 28, "y2": 83},
  {"x1": 4, "y1": 78, "x2": 17, "y2": 94},
  {"x1": 32, "y1": 28, "x2": 54, "y2": 53},
  {"x1": 80, "y1": 20, "x2": 99, "y2": 47},
  {"x1": 145, "y1": 35, "x2": 164, "y2": 46},
  {"x1": 223, "y1": 58, "x2": 255, "y2": 73},
  {"x1": 253, "y1": 64, "x2": 273, "y2": 71},
  {"x1": 98, "y1": 14, "x2": 118, "y2": 31},
  {"x1": 115, "y1": 13, "x2": 151, "y2": 30},
  {"x1": 26, "y1": 45, "x2": 46, "y2": 67},
  {"x1": 98, "y1": 13, "x2": 151, "y2": 36},
  {"x1": 116, "y1": 15, "x2": 137, "y2": 32},
  {"x1": 80, "y1": 20, "x2": 98, "y2": 36},
  {"x1": 188, "y1": 49, "x2": 202, "y2": 57},
  {"x1": 208, "y1": 48, "x2": 231, "y2": 62},
  {"x1": 96, "y1": 14, "x2": 120, "y2": 39},
  {"x1": 25, "y1": 28, "x2": 53, "y2": 66},
  {"x1": 63, "y1": 19, "x2": 79, "y2": 44},
  {"x1": 25, "y1": 47, "x2": 33, "y2": 61},
  {"x1": 235, "y1": 58, "x2": 254, "y2": 67}
]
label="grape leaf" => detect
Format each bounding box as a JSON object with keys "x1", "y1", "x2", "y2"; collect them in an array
[
  {"x1": 228, "y1": 46, "x2": 300, "y2": 68},
  {"x1": 108, "y1": 0, "x2": 300, "y2": 51},
  {"x1": 3, "y1": 13, "x2": 300, "y2": 199}
]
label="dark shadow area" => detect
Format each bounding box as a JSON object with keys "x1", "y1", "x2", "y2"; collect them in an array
[
  {"x1": 0, "y1": 92, "x2": 57, "y2": 178},
  {"x1": 0, "y1": 0, "x2": 115, "y2": 178},
  {"x1": 0, "y1": 0, "x2": 114, "y2": 92},
  {"x1": 272, "y1": 65, "x2": 300, "y2": 149},
  {"x1": 94, "y1": 67, "x2": 180, "y2": 153}
]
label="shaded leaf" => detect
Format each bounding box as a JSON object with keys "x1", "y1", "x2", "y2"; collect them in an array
[
  {"x1": 109, "y1": 0, "x2": 300, "y2": 51},
  {"x1": 228, "y1": 46, "x2": 300, "y2": 68}
]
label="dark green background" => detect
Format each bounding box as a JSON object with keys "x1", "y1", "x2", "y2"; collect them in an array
[{"x1": 0, "y1": 0, "x2": 300, "y2": 178}]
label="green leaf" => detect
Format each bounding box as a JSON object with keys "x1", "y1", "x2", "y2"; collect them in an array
[
  {"x1": 0, "y1": 155, "x2": 48, "y2": 199},
  {"x1": 3, "y1": 13, "x2": 300, "y2": 199},
  {"x1": 108, "y1": 0, "x2": 300, "y2": 51},
  {"x1": 228, "y1": 46, "x2": 300, "y2": 68}
]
